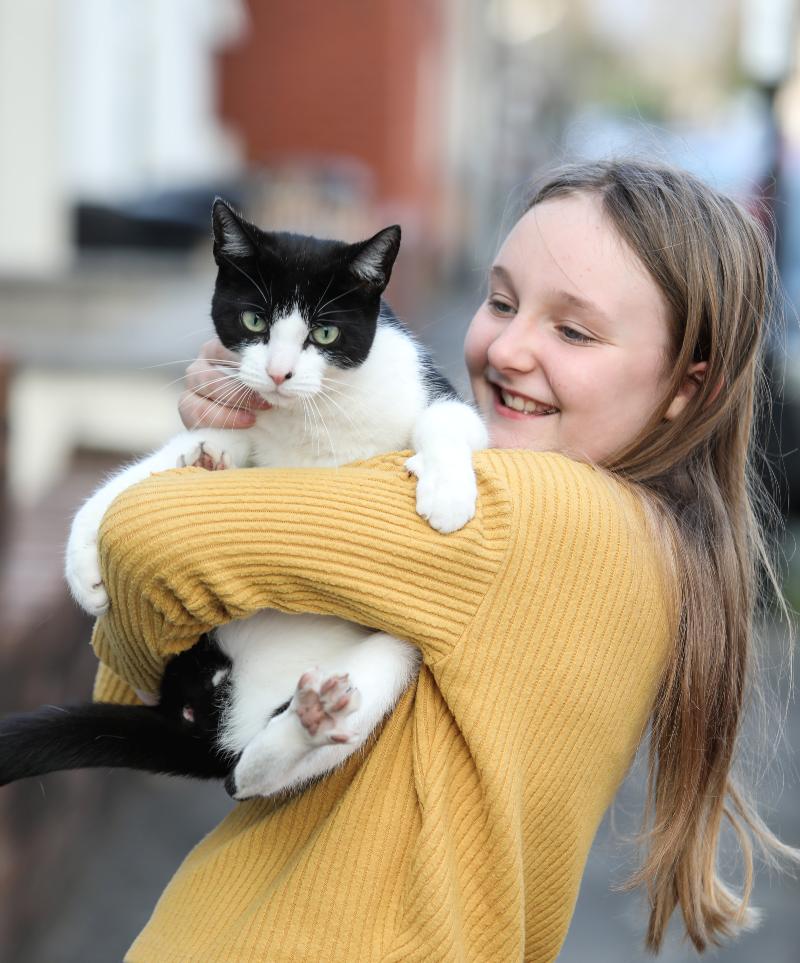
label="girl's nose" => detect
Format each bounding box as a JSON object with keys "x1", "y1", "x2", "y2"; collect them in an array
[{"x1": 487, "y1": 316, "x2": 538, "y2": 373}]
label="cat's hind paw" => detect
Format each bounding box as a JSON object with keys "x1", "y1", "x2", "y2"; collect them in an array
[
  {"x1": 405, "y1": 453, "x2": 478, "y2": 534},
  {"x1": 178, "y1": 441, "x2": 232, "y2": 472},
  {"x1": 293, "y1": 668, "x2": 362, "y2": 746}
]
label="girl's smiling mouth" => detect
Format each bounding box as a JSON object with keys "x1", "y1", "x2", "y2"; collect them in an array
[{"x1": 491, "y1": 383, "x2": 559, "y2": 418}]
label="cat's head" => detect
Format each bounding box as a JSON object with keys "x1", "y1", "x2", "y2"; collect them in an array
[{"x1": 210, "y1": 199, "x2": 401, "y2": 407}]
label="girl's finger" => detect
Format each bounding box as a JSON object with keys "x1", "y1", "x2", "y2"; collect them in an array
[
  {"x1": 184, "y1": 342, "x2": 272, "y2": 412},
  {"x1": 178, "y1": 388, "x2": 258, "y2": 430},
  {"x1": 198, "y1": 337, "x2": 240, "y2": 365}
]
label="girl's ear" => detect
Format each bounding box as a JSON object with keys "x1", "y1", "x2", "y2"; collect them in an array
[{"x1": 664, "y1": 361, "x2": 708, "y2": 421}]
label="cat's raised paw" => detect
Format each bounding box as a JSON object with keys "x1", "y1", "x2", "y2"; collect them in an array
[
  {"x1": 65, "y1": 523, "x2": 110, "y2": 616},
  {"x1": 178, "y1": 441, "x2": 232, "y2": 472},
  {"x1": 292, "y1": 668, "x2": 362, "y2": 745},
  {"x1": 405, "y1": 454, "x2": 478, "y2": 534},
  {"x1": 66, "y1": 567, "x2": 109, "y2": 616}
]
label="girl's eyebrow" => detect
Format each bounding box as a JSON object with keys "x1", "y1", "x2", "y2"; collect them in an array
[
  {"x1": 489, "y1": 264, "x2": 515, "y2": 287},
  {"x1": 490, "y1": 265, "x2": 611, "y2": 326},
  {"x1": 550, "y1": 290, "x2": 611, "y2": 325}
]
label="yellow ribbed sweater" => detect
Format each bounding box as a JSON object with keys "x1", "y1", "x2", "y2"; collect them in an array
[{"x1": 91, "y1": 450, "x2": 670, "y2": 963}]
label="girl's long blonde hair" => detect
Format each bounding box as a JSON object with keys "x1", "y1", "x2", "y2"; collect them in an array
[{"x1": 528, "y1": 160, "x2": 799, "y2": 952}]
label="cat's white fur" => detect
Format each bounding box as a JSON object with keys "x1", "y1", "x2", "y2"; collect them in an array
[{"x1": 66, "y1": 319, "x2": 486, "y2": 799}]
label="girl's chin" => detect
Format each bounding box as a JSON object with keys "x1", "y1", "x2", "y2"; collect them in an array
[{"x1": 487, "y1": 416, "x2": 558, "y2": 451}]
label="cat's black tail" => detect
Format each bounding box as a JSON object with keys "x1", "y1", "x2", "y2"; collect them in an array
[{"x1": 0, "y1": 702, "x2": 230, "y2": 785}]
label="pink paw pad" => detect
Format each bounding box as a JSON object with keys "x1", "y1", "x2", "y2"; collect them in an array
[
  {"x1": 294, "y1": 670, "x2": 361, "y2": 744},
  {"x1": 178, "y1": 443, "x2": 231, "y2": 472}
]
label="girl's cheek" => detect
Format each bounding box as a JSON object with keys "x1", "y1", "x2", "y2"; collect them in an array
[{"x1": 463, "y1": 321, "x2": 487, "y2": 374}]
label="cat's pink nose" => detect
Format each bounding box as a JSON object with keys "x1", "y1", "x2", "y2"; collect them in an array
[{"x1": 269, "y1": 370, "x2": 293, "y2": 385}]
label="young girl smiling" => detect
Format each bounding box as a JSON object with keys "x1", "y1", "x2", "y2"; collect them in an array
[{"x1": 92, "y1": 159, "x2": 798, "y2": 961}]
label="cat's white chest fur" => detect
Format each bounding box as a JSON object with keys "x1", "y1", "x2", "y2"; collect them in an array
[{"x1": 244, "y1": 325, "x2": 430, "y2": 467}]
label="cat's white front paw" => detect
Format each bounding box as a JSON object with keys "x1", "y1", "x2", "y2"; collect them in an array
[
  {"x1": 65, "y1": 519, "x2": 109, "y2": 616},
  {"x1": 177, "y1": 440, "x2": 232, "y2": 472},
  {"x1": 405, "y1": 452, "x2": 478, "y2": 534},
  {"x1": 292, "y1": 668, "x2": 362, "y2": 746}
]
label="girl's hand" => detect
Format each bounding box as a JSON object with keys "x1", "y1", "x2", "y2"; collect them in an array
[{"x1": 178, "y1": 338, "x2": 272, "y2": 429}]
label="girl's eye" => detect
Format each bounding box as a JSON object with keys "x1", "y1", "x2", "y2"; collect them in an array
[
  {"x1": 310, "y1": 325, "x2": 340, "y2": 346},
  {"x1": 488, "y1": 297, "x2": 515, "y2": 316},
  {"x1": 240, "y1": 310, "x2": 267, "y2": 333},
  {"x1": 559, "y1": 324, "x2": 594, "y2": 345}
]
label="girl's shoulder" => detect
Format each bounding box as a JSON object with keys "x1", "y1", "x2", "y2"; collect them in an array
[
  {"x1": 475, "y1": 449, "x2": 647, "y2": 522},
  {"x1": 352, "y1": 449, "x2": 654, "y2": 554},
  {"x1": 472, "y1": 449, "x2": 668, "y2": 598}
]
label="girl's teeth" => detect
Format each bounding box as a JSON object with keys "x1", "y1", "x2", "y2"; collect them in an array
[{"x1": 500, "y1": 389, "x2": 556, "y2": 414}]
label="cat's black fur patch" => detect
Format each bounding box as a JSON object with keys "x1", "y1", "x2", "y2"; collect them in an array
[{"x1": 0, "y1": 635, "x2": 232, "y2": 784}]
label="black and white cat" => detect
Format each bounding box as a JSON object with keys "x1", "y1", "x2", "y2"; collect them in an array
[{"x1": 0, "y1": 200, "x2": 486, "y2": 800}]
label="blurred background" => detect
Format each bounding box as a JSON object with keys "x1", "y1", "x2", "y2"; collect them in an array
[{"x1": 0, "y1": 0, "x2": 798, "y2": 960}]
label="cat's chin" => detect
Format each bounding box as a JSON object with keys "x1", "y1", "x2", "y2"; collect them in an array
[
  {"x1": 259, "y1": 393, "x2": 301, "y2": 409},
  {"x1": 253, "y1": 390, "x2": 320, "y2": 410}
]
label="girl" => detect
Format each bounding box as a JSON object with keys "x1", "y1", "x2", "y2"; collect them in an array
[{"x1": 91, "y1": 160, "x2": 798, "y2": 961}]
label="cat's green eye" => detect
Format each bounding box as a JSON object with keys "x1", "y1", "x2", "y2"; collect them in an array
[
  {"x1": 240, "y1": 310, "x2": 267, "y2": 333},
  {"x1": 310, "y1": 325, "x2": 340, "y2": 346}
]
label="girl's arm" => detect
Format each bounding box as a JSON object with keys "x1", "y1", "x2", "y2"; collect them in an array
[{"x1": 91, "y1": 452, "x2": 513, "y2": 696}]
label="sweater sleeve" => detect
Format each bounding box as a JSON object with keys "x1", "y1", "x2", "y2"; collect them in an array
[{"x1": 91, "y1": 452, "x2": 513, "y2": 696}]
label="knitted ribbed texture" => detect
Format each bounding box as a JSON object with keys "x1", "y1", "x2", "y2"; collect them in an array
[{"x1": 91, "y1": 451, "x2": 670, "y2": 962}]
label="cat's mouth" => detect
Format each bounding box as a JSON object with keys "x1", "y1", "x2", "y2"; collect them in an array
[
  {"x1": 256, "y1": 390, "x2": 295, "y2": 407},
  {"x1": 252, "y1": 386, "x2": 314, "y2": 409}
]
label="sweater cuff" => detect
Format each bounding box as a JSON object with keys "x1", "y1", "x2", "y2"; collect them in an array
[{"x1": 92, "y1": 660, "x2": 145, "y2": 705}]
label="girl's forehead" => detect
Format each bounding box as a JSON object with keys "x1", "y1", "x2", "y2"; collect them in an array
[
  {"x1": 501, "y1": 195, "x2": 628, "y2": 269},
  {"x1": 497, "y1": 195, "x2": 670, "y2": 338}
]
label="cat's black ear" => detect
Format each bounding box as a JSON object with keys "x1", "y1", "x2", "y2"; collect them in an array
[
  {"x1": 347, "y1": 225, "x2": 401, "y2": 290},
  {"x1": 212, "y1": 199, "x2": 258, "y2": 260}
]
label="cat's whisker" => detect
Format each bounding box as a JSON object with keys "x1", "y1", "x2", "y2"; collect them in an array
[
  {"x1": 311, "y1": 275, "x2": 334, "y2": 318},
  {"x1": 307, "y1": 394, "x2": 327, "y2": 457},
  {"x1": 193, "y1": 377, "x2": 254, "y2": 428},
  {"x1": 161, "y1": 371, "x2": 240, "y2": 393},
  {"x1": 316, "y1": 386, "x2": 364, "y2": 415},
  {"x1": 219, "y1": 254, "x2": 271, "y2": 311},
  {"x1": 307, "y1": 394, "x2": 336, "y2": 460},
  {"x1": 172, "y1": 327, "x2": 220, "y2": 343},
  {"x1": 216, "y1": 376, "x2": 260, "y2": 412},
  {"x1": 316, "y1": 393, "x2": 373, "y2": 425},
  {"x1": 221, "y1": 387, "x2": 251, "y2": 433},
  {"x1": 163, "y1": 365, "x2": 245, "y2": 395},
  {"x1": 299, "y1": 396, "x2": 312, "y2": 442},
  {"x1": 208, "y1": 375, "x2": 258, "y2": 433},
  {"x1": 255, "y1": 261, "x2": 273, "y2": 311},
  {"x1": 318, "y1": 378, "x2": 372, "y2": 402},
  {"x1": 302, "y1": 395, "x2": 322, "y2": 456},
  {"x1": 189, "y1": 370, "x2": 245, "y2": 389},
  {"x1": 317, "y1": 377, "x2": 358, "y2": 394},
  {"x1": 314, "y1": 308, "x2": 352, "y2": 320},
  {"x1": 317, "y1": 391, "x2": 361, "y2": 433},
  {"x1": 140, "y1": 358, "x2": 240, "y2": 371},
  {"x1": 315, "y1": 284, "x2": 360, "y2": 317},
  {"x1": 208, "y1": 381, "x2": 251, "y2": 413},
  {"x1": 215, "y1": 297, "x2": 269, "y2": 314}
]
